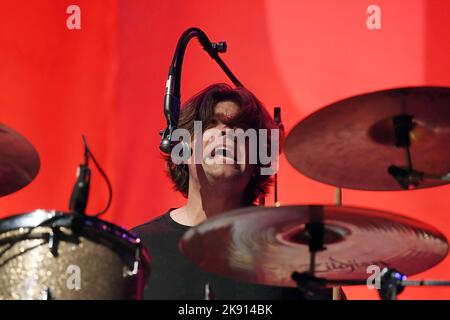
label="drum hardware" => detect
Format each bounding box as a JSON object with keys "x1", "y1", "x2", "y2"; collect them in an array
[
  {"x1": 388, "y1": 114, "x2": 450, "y2": 189},
  {"x1": 334, "y1": 188, "x2": 342, "y2": 206},
  {"x1": 0, "y1": 210, "x2": 151, "y2": 299},
  {"x1": 0, "y1": 210, "x2": 81, "y2": 261},
  {"x1": 258, "y1": 106, "x2": 284, "y2": 207},
  {"x1": 285, "y1": 204, "x2": 339, "y2": 298},
  {"x1": 69, "y1": 134, "x2": 113, "y2": 218},
  {"x1": 42, "y1": 287, "x2": 52, "y2": 300},
  {"x1": 123, "y1": 245, "x2": 143, "y2": 278},
  {"x1": 388, "y1": 166, "x2": 450, "y2": 190},
  {"x1": 294, "y1": 213, "x2": 327, "y2": 298},
  {"x1": 288, "y1": 209, "x2": 410, "y2": 299},
  {"x1": 204, "y1": 283, "x2": 213, "y2": 300},
  {"x1": 180, "y1": 205, "x2": 449, "y2": 299},
  {"x1": 376, "y1": 268, "x2": 407, "y2": 300},
  {"x1": 259, "y1": 86, "x2": 450, "y2": 299},
  {"x1": 332, "y1": 187, "x2": 343, "y2": 300},
  {"x1": 274, "y1": 106, "x2": 283, "y2": 207},
  {"x1": 0, "y1": 135, "x2": 150, "y2": 299},
  {"x1": 0, "y1": 133, "x2": 111, "y2": 261},
  {"x1": 292, "y1": 267, "x2": 450, "y2": 300},
  {"x1": 47, "y1": 227, "x2": 61, "y2": 257}
]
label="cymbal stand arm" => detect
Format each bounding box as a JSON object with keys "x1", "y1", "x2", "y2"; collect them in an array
[
  {"x1": 291, "y1": 219, "x2": 326, "y2": 297},
  {"x1": 388, "y1": 115, "x2": 418, "y2": 189}
]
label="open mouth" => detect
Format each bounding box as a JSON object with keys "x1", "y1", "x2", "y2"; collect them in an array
[{"x1": 211, "y1": 146, "x2": 235, "y2": 161}]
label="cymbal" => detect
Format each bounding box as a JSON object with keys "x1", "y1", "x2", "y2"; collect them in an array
[
  {"x1": 0, "y1": 123, "x2": 40, "y2": 196},
  {"x1": 180, "y1": 205, "x2": 448, "y2": 288},
  {"x1": 285, "y1": 86, "x2": 450, "y2": 190}
]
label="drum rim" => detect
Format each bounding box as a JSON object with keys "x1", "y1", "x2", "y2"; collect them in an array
[{"x1": 0, "y1": 209, "x2": 141, "y2": 245}]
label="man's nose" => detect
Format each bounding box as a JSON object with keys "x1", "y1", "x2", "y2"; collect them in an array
[{"x1": 207, "y1": 128, "x2": 230, "y2": 146}]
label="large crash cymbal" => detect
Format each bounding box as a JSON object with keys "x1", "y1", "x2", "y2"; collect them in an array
[
  {"x1": 285, "y1": 86, "x2": 450, "y2": 190},
  {"x1": 0, "y1": 123, "x2": 40, "y2": 196},
  {"x1": 180, "y1": 205, "x2": 448, "y2": 288}
]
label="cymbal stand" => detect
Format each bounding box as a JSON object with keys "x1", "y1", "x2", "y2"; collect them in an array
[
  {"x1": 292, "y1": 267, "x2": 450, "y2": 300},
  {"x1": 292, "y1": 213, "x2": 326, "y2": 297},
  {"x1": 388, "y1": 114, "x2": 450, "y2": 188}
]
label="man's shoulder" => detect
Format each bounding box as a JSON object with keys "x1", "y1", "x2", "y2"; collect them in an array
[{"x1": 130, "y1": 211, "x2": 172, "y2": 236}]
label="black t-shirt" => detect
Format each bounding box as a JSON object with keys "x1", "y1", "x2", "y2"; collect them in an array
[{"x1": 131, "y1": 210, "x2": 334, "y2": 300}]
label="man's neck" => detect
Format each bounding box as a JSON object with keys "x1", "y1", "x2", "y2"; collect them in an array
[{"x1": 170, "y1": 180, "x2": 246, "y2": 227}]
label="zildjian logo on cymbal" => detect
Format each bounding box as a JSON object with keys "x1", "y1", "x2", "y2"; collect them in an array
[{"x1": 310, "y1": 257, "x2": 391, "y2": 274}]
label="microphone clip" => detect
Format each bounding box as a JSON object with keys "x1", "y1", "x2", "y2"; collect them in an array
[{"x1": 69, "y1": 163, "x2": 91, "y2": 215}]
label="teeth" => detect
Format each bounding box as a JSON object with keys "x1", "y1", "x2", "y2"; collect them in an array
[{"x1": 215, "y1": 147, "x2": 233, "y2": 159}]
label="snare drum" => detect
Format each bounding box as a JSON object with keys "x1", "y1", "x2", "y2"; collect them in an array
[{"x1": 0, "y1": 210, "x2": 150, "y2": 300}]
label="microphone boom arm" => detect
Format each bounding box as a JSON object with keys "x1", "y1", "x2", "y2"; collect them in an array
[{"x1": 160, "y1": 27, "x2": 243, "y2": 153}]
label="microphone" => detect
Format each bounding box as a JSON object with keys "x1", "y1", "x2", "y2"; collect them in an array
[
  {"x1": 160, "y1": 73, "x2": 181, "y2": 154},
  {"x1": 69, "y1": 135, "x2": 91, "y2": 215}
]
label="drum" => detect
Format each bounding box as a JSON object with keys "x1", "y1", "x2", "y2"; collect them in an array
[{"x1": 0, "y1": 210, "x2": 151, "y2": 300}]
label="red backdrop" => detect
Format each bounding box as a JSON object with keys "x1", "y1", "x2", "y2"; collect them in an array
[{"x1": 1, "y1": 0, "x2": 449, "y2": 299}]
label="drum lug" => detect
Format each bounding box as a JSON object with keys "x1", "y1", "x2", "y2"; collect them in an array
[
  {"x1": 42, "y1": 287, "x2": 52, "y2": 300},
  {"x1": 47, "y1": 228, "x2": 60, "y2": 257},
  {"x1": 123, "y1": 247, "x2": 140, "y2": 277}
]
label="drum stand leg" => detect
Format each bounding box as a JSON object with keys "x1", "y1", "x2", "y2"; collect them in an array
[{"x1": 333, "y1": 187, "x2": 343, "y2": 299}]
